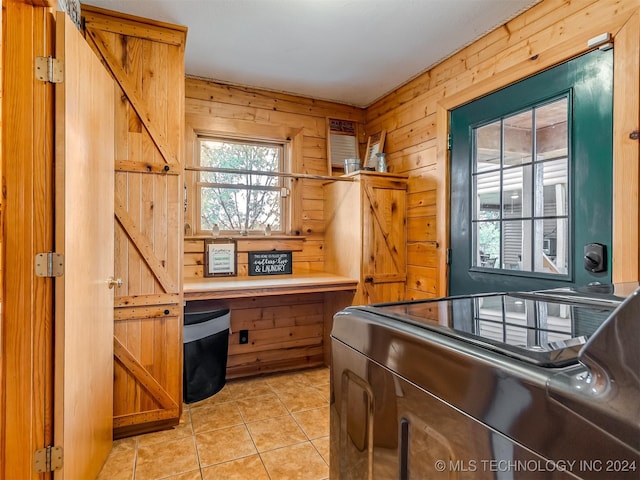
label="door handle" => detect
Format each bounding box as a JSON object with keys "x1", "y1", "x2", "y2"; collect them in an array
[{"x1": 108, "y1": 277, "x2": 123, "y2": 289}]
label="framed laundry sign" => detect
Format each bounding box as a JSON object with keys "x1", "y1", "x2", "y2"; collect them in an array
[
  {"x1": 204, "y1": 239, "x2": 237, "y2": 277},
  {"x1": 248, "y1": 251, "x2": 293, "y2": 276}
]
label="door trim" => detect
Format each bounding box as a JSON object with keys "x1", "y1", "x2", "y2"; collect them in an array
[{"x1": 2, "y1": 3, "x2": 55, "y2": 478}]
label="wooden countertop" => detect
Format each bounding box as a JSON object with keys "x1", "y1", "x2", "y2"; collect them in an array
[{"x1": 183, "y1": 273, "x2": 358, "y2": 300}]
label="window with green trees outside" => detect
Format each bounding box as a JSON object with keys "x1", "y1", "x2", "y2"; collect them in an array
[{"x1": 196, "y1": 136, "x2": 287, "y2": 235}]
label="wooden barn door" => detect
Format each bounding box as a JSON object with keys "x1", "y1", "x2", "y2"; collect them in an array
[
  {"x1": 53, "y1": 12, "x2": 115, "y2": 479},
  {"x1": 82, "y1": 6, "x2": 187, "y2": 437},
  {"x1": 361, "y1": 176, "x2": 407, "y2": 304}
]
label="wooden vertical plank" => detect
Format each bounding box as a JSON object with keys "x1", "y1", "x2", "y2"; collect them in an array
[
  {"x1": 290, "y1": 130, "x2": 305, "y2": 236},
  {"x1": 126, "y1": 20, "x2": 144, "y2": 301},
  {"x1": 2, "y1": 2, "x2": 54, "y2": 477},
  {"x1": 111, "y1": 15, "x2": 132, "y2": 303},
  {"x1": 151, "y1": 41, "x2": 168, "y2": 295},
  {"x1": 127, "y1": 320, "x2": 142, "y2": 414},
  {"x1": 127, "y1": 32, "x2": 145, "y2": 306},
  {"x1": 612, "y1": 10, "x2": 640, "y2": 283},
  {"x1": 126, "y1": 325, "x2": 138, "y2": 415},
  {"x1": 0, "y1": 0, "x2": 3, "y2": 462},
  {"x1": 111, "y1": 31, "x2": 130, "y2": 166},
  {"x1": 152, "y1": 318, "x2": 166, "y2": 409},
  {"x1": 141, "y1": 174, "x2": 156, "y2": 295},
  {"x1": 54, "y1": 11, "x2": 115, "y2": 476},
  {"x1": 113, "y1": 320, "x2": 128, "y2": 417},
  {"x1": 435, "y1": 104, "x2": 449, "y2": 297},
  {"x1": 128, "y1": 174, "x2": 143, "y2": 295},
  {"x1": 168, "y1": 42, "x2": 185, "y2": 156},
  {"x1": 153, "y1": 176, "x2": 166, "y2": 293},
  {"x1": 165, "y1": 315, "x2": 182, "y2": 412},
  {"x1": 166, "y1": 38, "x2": 184, "y2": 288},
  {"x1": 156, "y1": 42, "x2": 169, "y2": 150},
  {"x1": 0, "y1": 6, "x2": 8, "y2": 476},
  {"x1": 167, "y1": 174, "x2": 182, "y2": 287}
]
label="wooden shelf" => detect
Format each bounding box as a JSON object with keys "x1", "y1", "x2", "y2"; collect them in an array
[
  {"x1": 183, "y1": 273, "x2": 358, "y2": 300},
  {"x1": 341, "y1": 170, "x2": 408, "y2": 179}
]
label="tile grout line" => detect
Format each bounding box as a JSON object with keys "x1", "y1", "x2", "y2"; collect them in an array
[
  {"x1": 237, "y1": 382, "x2": 277, "y2": 480},
  {"x1": 240, "y1": 381, "x2": 284, "y2": 480},
  {"x1": 190, "y1": 422, "x2": 204, "y2": 480},
  {"x1": 289, "y1": 406, "x2": 331, "y2": 469},
  {"x1": 186, "y1": 408, "x2": 206, "y2": 480},
  {"x1": 116, "y1": 368, "x2": 330, "y2": 480},
  {"x1": 132, "y1": 437, "x2": 139, "y2": 480}
]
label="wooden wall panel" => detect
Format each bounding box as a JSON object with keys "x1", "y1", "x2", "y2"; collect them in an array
[
  {"x1": 184, "y1": 78, "x2": 365, "y2": 279},
  {"x1": 187, "y1": 294, "x2": 327, "y2": 378},
  {"x1": 365, "y1": 0, "x2": 640, "y2": 297},
  {"x1": 612, "y1": 9, "x2": 640, "y2": 283},
  {"x1": 183, "y1": 237, "x2": 308, "y2": 279},
  {"x1": 181, "y1": 77, "x2": 363, "y2": 379},
  {"x1": 0, "y1": 2, "x2": 4, "y2": 471},
  {"x1": 185, "y1": 81, "x2": 364, "y2": 121}
]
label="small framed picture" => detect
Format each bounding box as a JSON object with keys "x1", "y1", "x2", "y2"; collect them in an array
[{"x1": 204, "y1": 238, "x2": 237, "y2": 277}]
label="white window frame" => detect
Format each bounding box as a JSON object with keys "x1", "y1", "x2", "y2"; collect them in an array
[{"x1": 193, "y1": 134, "x2": 291, "y2": 236}]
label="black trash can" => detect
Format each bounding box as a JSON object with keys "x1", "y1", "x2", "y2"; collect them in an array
[{"x1": 183, "y1": 306, "x2": 230, "y2": 404}]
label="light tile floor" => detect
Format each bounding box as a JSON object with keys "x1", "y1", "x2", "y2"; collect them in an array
[{"x1": 97, "y1": 367, "x2": 330, "y2": 480}]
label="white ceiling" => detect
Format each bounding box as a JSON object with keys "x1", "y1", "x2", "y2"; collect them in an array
[{"x1": 80, "y1": 0, "x2": 540, "y2": 107}]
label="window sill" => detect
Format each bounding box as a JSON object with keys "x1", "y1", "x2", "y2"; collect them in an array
[{"x1": 185, "y1": 234, "x2": 306, "y2": 241}]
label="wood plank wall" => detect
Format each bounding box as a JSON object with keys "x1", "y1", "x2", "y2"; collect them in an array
[
  {"x1": 182, "y1": 0, "x2": 640, "y2": 376},
  {"x1": 0, "y1": 1, "x2": 4, "y2": 473},
  {"x1": 364, "y1": 0, "x2": 640, "y2": 298},
  {"x1": 184, "y1": 79, "x2": 364, "y2": 375},
  {"x1": 184, "y1": 237, "x2": 307, "y2": 278},
  {"x1": 187, "y1": 294, "x2": 326, "y2": 379},
  {"x1": 184, "y1": 78, "x2": 365, "y2": 277}
]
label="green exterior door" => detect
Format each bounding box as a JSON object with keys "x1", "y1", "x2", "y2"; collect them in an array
[{"x1": 449, "y1": 49, "x2": 613, "y2": 295}]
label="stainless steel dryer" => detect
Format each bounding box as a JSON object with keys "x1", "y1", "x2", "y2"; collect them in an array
[{"x1": 330, "y1": 284, "x2": 640, "y2": 479}]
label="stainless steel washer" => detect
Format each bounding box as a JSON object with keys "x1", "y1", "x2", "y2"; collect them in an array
[{"x1": 330, "y1": 284, "x2": 640, "y2": 479}]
